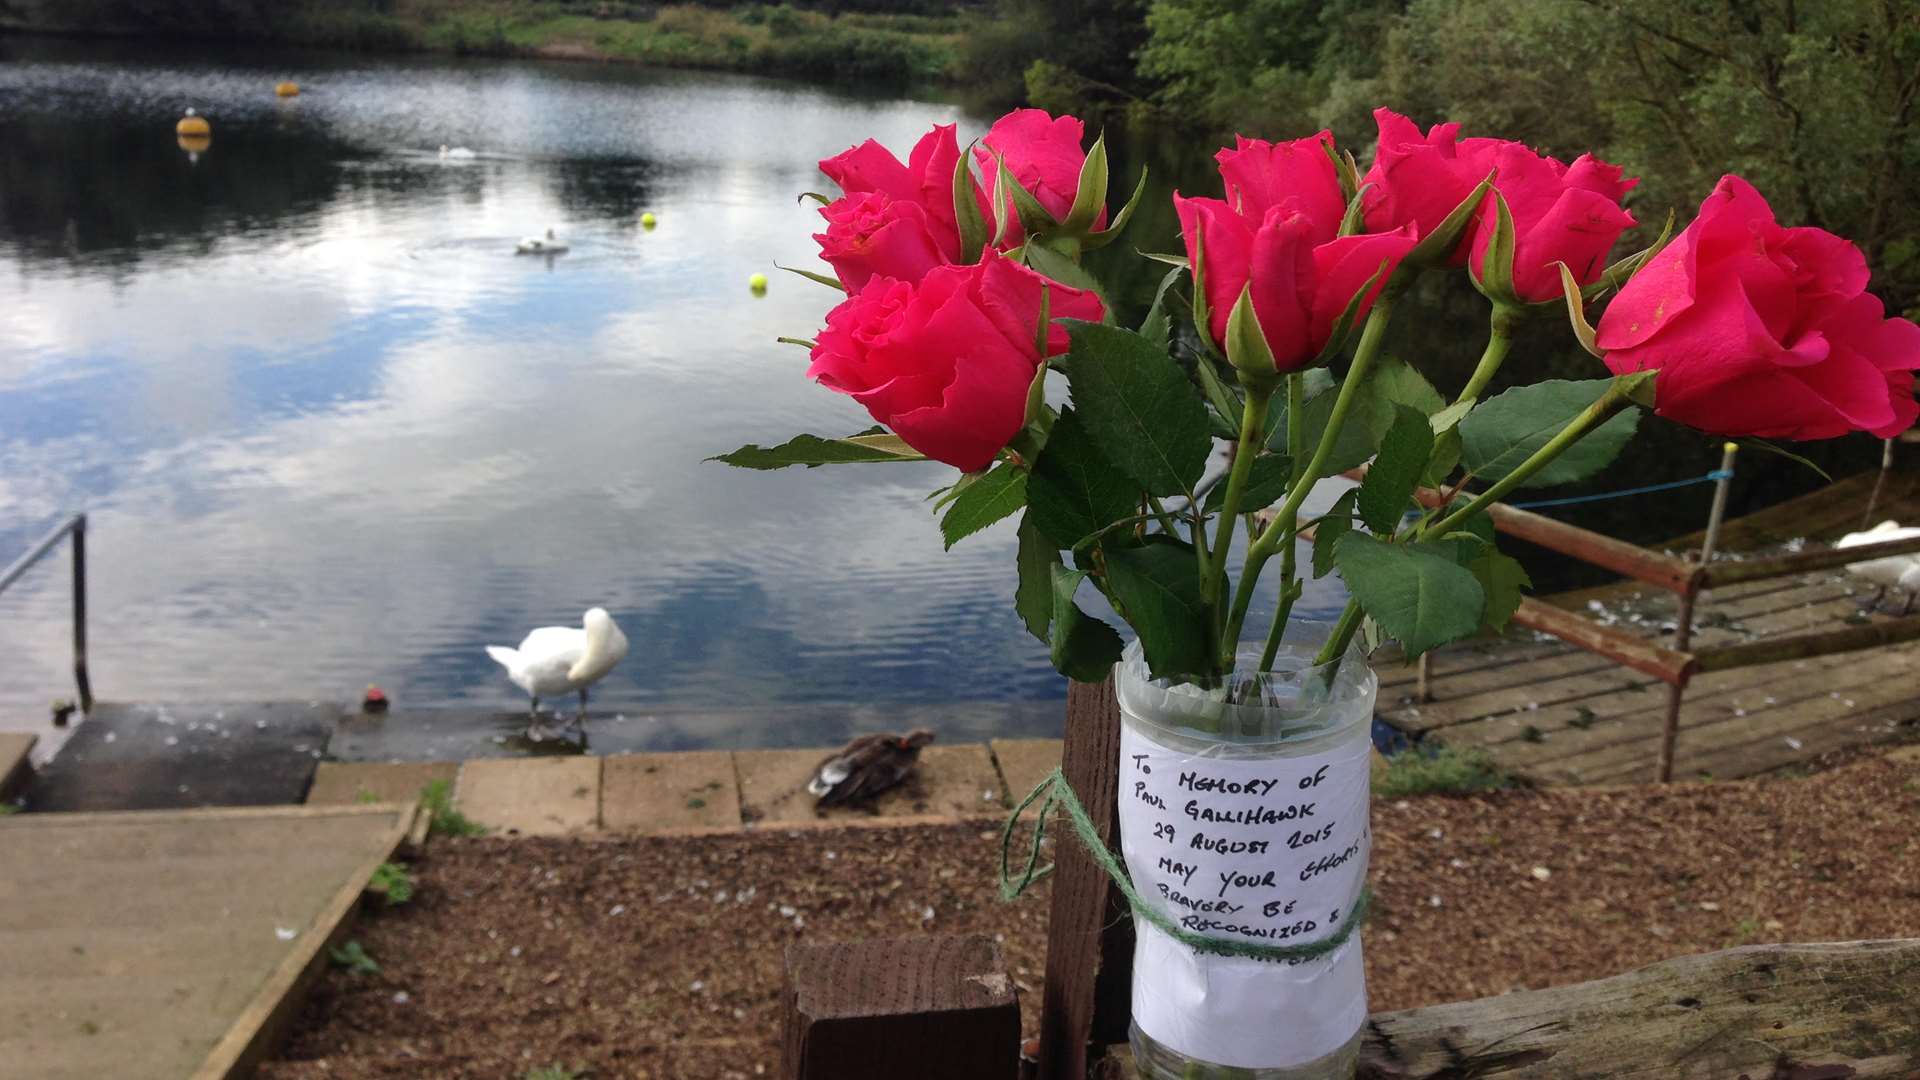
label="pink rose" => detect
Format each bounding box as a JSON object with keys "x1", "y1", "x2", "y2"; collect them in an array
[
  {"x1": 1463, "y1": 141, "x2": 1637, "y2": 302},
  {"x1": 1178, "y1": 132, "x2": 1416, "y2": 371},
  {"x1": 1597, "y1": 175, "x2": 1920, "y2": 440},
  {"x1": 1215, "y1": 133, "x2": 1346, "y2": 229},
  {"x1": 1360, "y1": 109, "x2": 1480, "y2": 247},
  {"x1": 973, "y1": 109, "x2": 1102, "y2": 244},
  {"x1": 812, "y1": 191, "x2": 949, "y2": 293},
  {"x1": 819, "y1": 123, "x2": 982, "y2": 265},
  {"x1": 806, "y1": 254, "x2": 1105, "y2": 471}
]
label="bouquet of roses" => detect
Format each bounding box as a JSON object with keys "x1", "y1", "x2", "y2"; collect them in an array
[
  {"x1": 719, "y1": 106, "x2": 1919, "y2": 1077},
  {"x1": 721, "y1": 106, "x2": 1920, "y2": 687}
]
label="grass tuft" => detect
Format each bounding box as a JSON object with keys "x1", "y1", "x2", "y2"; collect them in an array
[
  {"x1": 420, "y1": 779, "x2": 487, "y2": 837},
  {"x1": 370, "y1": 861, "x2": 415, "y2": 905},
  {"x1": 1374, "y1": 744, "x2": 1512, "y2": 799}
]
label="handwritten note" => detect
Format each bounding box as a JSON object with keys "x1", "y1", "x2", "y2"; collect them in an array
[{"x1": 1118, "y1": 720, "x2": 1372, "y2": 1069}]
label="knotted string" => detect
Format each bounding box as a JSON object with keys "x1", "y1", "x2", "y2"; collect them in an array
[{"x1": 999, "y1": 766, "x2": 1370, "y2": 963}]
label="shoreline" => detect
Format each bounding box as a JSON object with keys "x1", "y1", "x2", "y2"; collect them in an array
[{"x1": 0, "y1": 3, "x2": 967, "y2": 91}]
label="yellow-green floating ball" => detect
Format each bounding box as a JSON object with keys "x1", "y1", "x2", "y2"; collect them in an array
[
  {"x1": 640, "y1": 212, "x2": 657, "y2": 229},
  {"x1": 749, "y1": 272, "x2": 769, "y2": 292}
]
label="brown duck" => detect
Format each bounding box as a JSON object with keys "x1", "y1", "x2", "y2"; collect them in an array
[{"x1": 806, "y1": 729, "x2": 935, "y2": 806}]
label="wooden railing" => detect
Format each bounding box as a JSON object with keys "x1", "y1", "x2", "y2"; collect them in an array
[{"x1": 1457, "y1": 497, "x2": 1920, "y2": 781}]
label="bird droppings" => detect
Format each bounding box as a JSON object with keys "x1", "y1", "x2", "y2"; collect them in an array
[{"x1": 275, "y1": 927, "x2": 297, "y2": 941}]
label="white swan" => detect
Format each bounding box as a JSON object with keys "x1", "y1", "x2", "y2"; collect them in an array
[
  {"x1": 438, "y1": 144, "x2": 476, "y2": 159},
  {"x1": 515, "y1": 227, "x2": 569, "y2": 255},
  {"x1": 1837, "y1": 520, "x2": 1920, "y2": 614},
  {"x1": 485, "y1": 607, "x2": 628, "y2": 738}
]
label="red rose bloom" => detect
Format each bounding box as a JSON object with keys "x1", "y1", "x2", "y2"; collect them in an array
[
  {"x1": 1597, "y1": 175, "x2": 1920, "y2": 440},
  {"x1": 1180, "y1": 132, "x2": 1415, "y2": 371},
  {"x1": 806, "y1": 254, "x2": 1105, "y2": 470}
]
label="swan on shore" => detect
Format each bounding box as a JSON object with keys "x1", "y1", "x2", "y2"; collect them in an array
[
  {"x1": 485, "y1": 607, "x2": 628, "y2": 740},
  {"x1": 515, "y1": 227, "x2": 569, "y2": 255},
  {"x1": 1837, "y1": 520, "x2": 1920, "y2": 614},
  {"x1": 438, "y1": 144, "x2": 476, "y2": 159}
]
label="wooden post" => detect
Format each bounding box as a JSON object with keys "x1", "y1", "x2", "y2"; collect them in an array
[
  {"x1": 1036, "y1": 677, "x2": 1134, "y2": 1080},
  {"x1": 780, "y1": 934, "x2": 1020, "y2": 1080},
  {"x1": 1657, "y1": 444, "x2": 1735, "y2": 783},
  {"x1": 1861, "y1": 436, "x2": 1895, "y2": 529}
]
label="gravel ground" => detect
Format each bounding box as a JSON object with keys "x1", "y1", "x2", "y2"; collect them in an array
[{"x1": 263, "y1": 750, "x2": 1920, "y2": 1080}]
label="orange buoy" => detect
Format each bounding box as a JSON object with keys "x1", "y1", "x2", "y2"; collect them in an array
[
  {"x1": 275, "y1": 81, "x2": 300, "y2": 98},
  {"x1": 176, "y1": 108, "x2": 211, "y2": 137}
]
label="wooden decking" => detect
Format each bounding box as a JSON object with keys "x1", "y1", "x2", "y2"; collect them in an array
[
  {"x1": 1377, "y1": 468, "x2": 1920, "y2": 785},
  {"x1": 0, "y1": 802, "x2": 416, "y2": 1080}
]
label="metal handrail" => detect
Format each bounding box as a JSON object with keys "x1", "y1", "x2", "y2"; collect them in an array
[{"x1": 0, "y1": 513, "x2": 91, "y2": 712}]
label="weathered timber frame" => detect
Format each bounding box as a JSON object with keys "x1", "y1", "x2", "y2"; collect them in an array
[{"x1": 1411, "y1": 487, "x2": 1920, "y2": 782}]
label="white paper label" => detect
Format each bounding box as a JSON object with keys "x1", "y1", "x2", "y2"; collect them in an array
[{"x1": 1117, "y1": 719, "x2": 1372, "y2": 1069}]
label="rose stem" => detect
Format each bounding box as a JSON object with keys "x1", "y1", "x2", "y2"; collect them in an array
[
  {"x1": 1456, "y1": 302, "x2": 1520, "y2": 404},
  {"x1": 1256, "y1": 371, "x2": 1309, "y2": 671},
  {"x1": 1309, "y1": 378, "x2": 1639, "y2": 667},
  {"x1": 1219, "y1": 297, "x2": 1395, "y2": 671}
]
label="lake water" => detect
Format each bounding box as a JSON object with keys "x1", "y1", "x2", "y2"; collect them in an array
[{"x1": 0, "y1": 39, "x2": 1350, "y2": 752}]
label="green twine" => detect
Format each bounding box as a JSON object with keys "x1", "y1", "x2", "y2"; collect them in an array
[{"x1": 999, "y1": 766, "x2": 1371, "y2": 964}]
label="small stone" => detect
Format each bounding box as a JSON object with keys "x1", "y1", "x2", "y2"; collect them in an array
[
  {"x1": 392, "y1": 991, "x2": 410, "y2": 1005},
  {"x1": 608, "y1": 904, "x2": 626, "y2": 917},
  {"x1": 1530, "y1": 866, "x2": 1551, "y2": 881},
  {"x1": 690, "y1": 980, "x2": 705, "y2": 993},
  {"x1": 1428, "y1": 895, "x2": 1442, "y2": 908},
  {"x1": 1785, "y1": 737, "x2": 1803, "y2": 751},
  {"x1": 1449, "y1": 858, "x2": 1468, "y2": 869},
  {"x1": 1698, "y1": 901, "x2": 1720, "y2": 912},
  {"x1": 275, "y1": 927, "x2": 296, "y2": 941},
  {"x1": 1764, "y1": 919, "x2": 1784, "y2": 931}
]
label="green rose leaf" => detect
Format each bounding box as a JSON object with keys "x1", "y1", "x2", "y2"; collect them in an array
[
  {"x1": 1357, "y1": 404, "x2": 1436, "y2": 534},
  {"x1": 1203, "y1": 453, "x2": 1293, "y2": 515},
  {"x1": 1049, "y1": 564, "x2": 1125, "y2": 682},
  {"x1": 1026, "y1": 409, "x2": 1138, "y2": 550},
  {"x1": 1059, "y1": 321, "x2": 1213, "y2": 497},
  {"x1": 940, "y1": 462, "x2": 1027, "y2": 549},
  {"x1": 1103, "y1": 538, "x2": 1213, "y2": 679},
  {"x1": 1138, "y1": 265, "x2": 1184, "y2": 351},
  {"x1": 710, "y1": 430, "x2": 925, "y2": 469},
  {"x1": 1458, "y1": 378, "x2": 1640, "y2": 489},
  {"x1": 1269, "y1": 377, "x2": 1378, "y2": 478},
  {"x1": 1362, "y1": 356, "x2": 1445, "y2": 440},
  {"x1": 1312, "y1": 488, "x2": 1359, "y2": 579},
  {"x1": 1334, "y1": 534, "x2": 1486, "y2": 658},
  {"x1": 1014, "y1": 514, "x2": 1056, "y2": 643},
  {"x1": 1470, "y1": 548, "x2": 1532, "y2": 634}
]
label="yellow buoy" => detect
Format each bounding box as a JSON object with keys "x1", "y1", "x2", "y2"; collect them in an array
[
  {"x1": 749, "y1": 272, "x2": 769, "y2": 294},
  {"x1": 275, "y1": 81, "x2": 300, "y2": 98},
  {"x1": 176, "y1": 109, "x2": 211, "y2": 137},
  {"x1": 640, "y1": 212, "x2": 657, "y2": 230},
  {"x1": 177, "y1": 132, "x2": 211, "y2": 155}
]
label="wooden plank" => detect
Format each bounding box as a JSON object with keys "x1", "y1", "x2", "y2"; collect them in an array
[
  {"x1": 1360, "y1": 938, "x2": 1920, "y2": 1078},
  {"x1": 1694, "y1": 612, "x2": 1920, "y2": 672},
  {"x1": 1702, "y1": 529, "x2": 1920, "y2": 587},
  {"x1": 454, "y1": 756, "x2": 601, "y2": 836},
  {"x1": 1440, "y1": 644, "x2": 1877, "y2": 769},
  {"x1": 1668, "y1": 469, "x2": 1917, "y2": 551},
  {"x1": 190, "y1": 803, "x2": 415, "y2": 1080},
  {"x1": 1511, "y1": 598, "x2": 1692, "y2": 684},
  {"x1": 602, "y1": 750, "x2": 742, "y2": 832},
  {"x1": 1486, "y1": 503, "x2": 1700, "y2": 592},
  {"x1": 1036, "y1": 678, "x2": 1133, "y2": 1080},
  {"x1": 1542, "y1": 646, "x2": 1920, "y2": 784},
  {"x1": 1575, "y1": 656, "x2": 1920, "y2": 783},
  {"x1": 780, "y1": 935, "x2": 1018, "y2": 1080},
  {"x1": 1103, "y1": 940, "x2": 1920, "y2": 1078}
]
